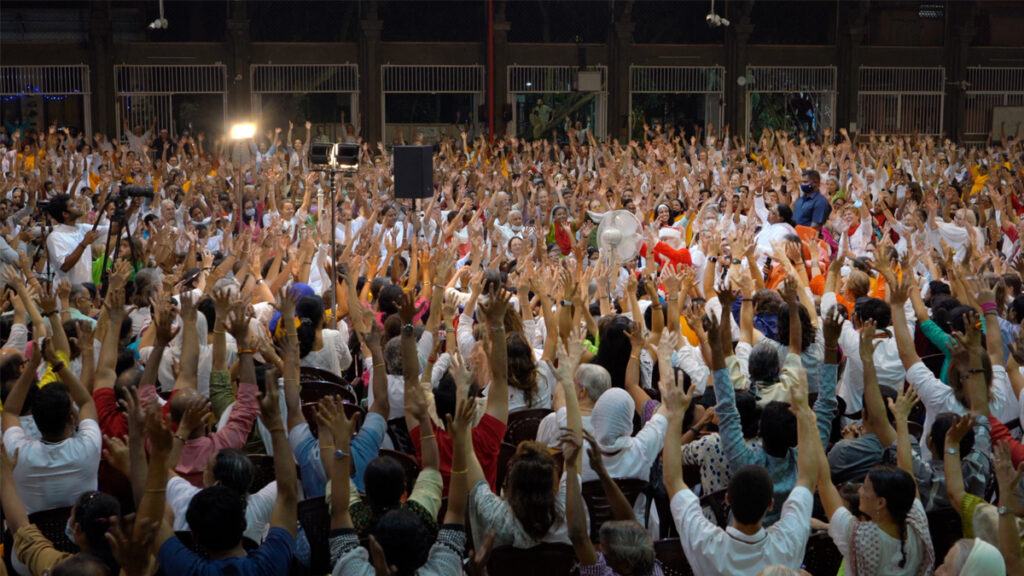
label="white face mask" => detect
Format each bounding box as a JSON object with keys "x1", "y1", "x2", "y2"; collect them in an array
[{"x1": 510, "y1": 224, "x2": 523, "y2": 233}]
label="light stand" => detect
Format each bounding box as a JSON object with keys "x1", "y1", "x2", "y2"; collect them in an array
[{"x1": 310, "y1": 143, "x2": 358, "y2": 330}]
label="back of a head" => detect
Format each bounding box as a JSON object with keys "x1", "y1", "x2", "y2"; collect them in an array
[
  {"x1": 373, "y1": 508, "x2": 434, "y2": 576},
  {"x1": 846, "y1": 269, "x2": 871, "y2": 299},
  {"x1": 377, "y1": 284, "x2": 405, "y2": 316},
  {"x1": 575, "y1": 364, "x2": 611, "y2": 402},
  {"x1": 51, "y1": 555, "x2": 111, "y2": 576},
  {"x1": 75, "y1": 491, "x2": 121, "y2": 571},
  {"x1": 32, "y1": 382, "x2": 72, "y2": 437},
  {"x1": 748, "y1": 341, "x2": 781, "y2": 385},
  {"x1": 728, "y1": 465, "x2": 774, "y2": 525},
  {"x1": 599, "y1": 520, "x2": 655, "y2": 575},
  {"x1": 735, "y1": 391, "x2": 762, "y2": 439},
  {"x1": 855, "y1": 296, "x2": 892, "y2": 329},
  {"x1": 433, "y1": 371, "x2": 457, "y2": 426},
  {"x1": 774, "y1": 302, "x2": 814, "y2": 352},
  {"x1": 506, "y1": 441, "x2": 558, "y2": 540},
  {"x1": 759, "y1": 401, "x2": 797, "y2": 458},
  {"x1": 383, "y1": 336, "x2": 403, "y2": 375},
  {"x1": 364, "y1": 456, "x2": 407, "y2": 512},
  {"x1": 212, "y1": 448, "x2": 255, "y2": 494},
  {"x1": 930, "y1": 412, "x2": 976, "y2": 456},
  {"x1": 186, "y1": 485, "x2": 247, "y2": 553},
  {"x1": 506, "y1": 332, "x2": 538, "y2": 401},
  {"x1": 866, "y1": 465, "x2": 916, "y2": 522},
  {"x1": 295, "y1": 295, "x2": 324, "y2": 358}
]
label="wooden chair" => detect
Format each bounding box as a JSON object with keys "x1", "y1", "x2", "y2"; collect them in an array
[
  {"x1": 503, "y1": 408, "x2": 552, "y2": 446},
  {"x1": 802, "y1": 531, "x2": 843, "y2": 576},
  {"x1": 297, "y1": 496, "x2": 331, "y2": 575},
  {"x1": 927, "y1": 507, "x2": 963, "y2": 568},
  {"x1": 581, "y1": 478, "x2": 649, "y2": 542},
  {"x1": 698, "y1": 489, "x2": 730, "y2": 528},
  {"x1": 654, "y1": 538, "x2": 695, "y2": 576},
  {"x1": 27, "y1": 506, "x2": 78, "y2": 554},
  {"x1": 378, "y1": 449, "x2": 422, "y2": 494},
  {"x1": 486, "y1": 543, "x2": 577, "y2": 576}
]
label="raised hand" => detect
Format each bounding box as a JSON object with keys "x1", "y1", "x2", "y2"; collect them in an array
[
  {"x1": 478, "y1": 284, "x2": 510, "y2": 327},
  {"x1": 887, "y1": 385, "x2": 920, "y2": 423}
]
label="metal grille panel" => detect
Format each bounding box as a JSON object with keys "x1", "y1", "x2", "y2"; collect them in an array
[
  {"x1": 0, "y1": 65, "x2": 90, "y2": 95},
  {"x1": 745, "y1": 66, "x2": 836, "y2": 93},
  {"x1": 857, "y1": 67, "x2": 945, "y2": 135},
  {"x1": 115, "y1": 65, "x2": 226, "y2": 95},
  {"x1": 251, "y1": 64, "x2": 358, "y2": 94},
  {"x1": 507, "y1": 66, "x2": 607, "y2": 93},
  {"x1": 964, "y1": 67, "x2": 1024, "y2": 137},
  {"x1": 381, "y1": 65, "x2": 484, "y2": 93},
  {"x1": 630, "y1": 66, "x2": 724, "y2": 94}
]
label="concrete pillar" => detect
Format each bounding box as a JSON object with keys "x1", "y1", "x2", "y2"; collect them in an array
[
  {"x1": 726, "y1": 22, "x2": 753, "y2": 138},
  {"x1": 944, "y1": 2, "x2": 977, "y2": 142},
  {"x1": 88, "y1": 2, "x2": 115, "y2": 136},
  {"x1": 359, "y1": 16, "x2": 384, "y2": 143},
  {"x1": 226, "y1": 1, "x2": 251, "y2": 127},
  {"x1": 493, "y1": 11, "x2": 511, "y2": 137},
  {"x1": 609, "y1": 20, "x2": 635, "y2": 140},
  {"x1": 836, "y1": 3, "x2": 867, "y2": 136}
]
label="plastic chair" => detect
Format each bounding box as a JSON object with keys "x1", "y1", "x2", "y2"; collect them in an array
[
  {"x1": 300, "y1": 366, "x2": 350, "y2": 388},
  {"x1": 299, "y1": 378, "x2": 357, "y2": 406},
  {"x1": 503, "y1": 408, "x2": 553, "y2": 446},
  {"x1": 699, "y1": 489, "x2": 731, "y2": 528},
  {"x1": 654, "y1": 538, "x2": 695, "y2": 576},
  {"x1": 297, "y1": 496, "x2": 331, "y2": 575},
  {"x1": 486, "y1": 543, "x2": 577, "y2": 576},
  {"x1": 378, "y1": 449, "x2": 422, "y2": 494},
  {"x1": 27, "y1": 506, "x2": 78, "y2": 554},
  {"x1": 581, "y1": 478, "x2": 648, "y2": 542},
  {"x1": 802, "y1": 531, "x2": 843, "y2": 576}
]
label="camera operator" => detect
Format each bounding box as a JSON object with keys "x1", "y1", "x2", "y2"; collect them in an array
[{"x1": 46, "y1": 194, "x2": 107, "y2": 285}]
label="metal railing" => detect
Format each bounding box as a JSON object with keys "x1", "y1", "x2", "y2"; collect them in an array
[
  {"x1": 857, "y1": 66, "x2": 945, "y2": 136},
  {"x1": 381, "y1": 65, "x2": 484, "y2": 93},
  {"x1": 0, "y1": 65, "x2": 90, "y2": 95},
  {"x1": 507, "y1": 65, "x2": 607, "y2": 93},
  {"x1": 114, "y1": 64, "x2": 227, "y2": 140},
  {"x1": 964, "y1": 67, "x2": 1024, "y2": 139}
]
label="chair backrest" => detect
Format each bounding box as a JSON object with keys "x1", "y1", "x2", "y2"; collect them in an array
[
  {"x1": 581, "y1": 478, "x2": 649, "y2": 542},
  {"x1": 377, "y1": 449, "x2": 422, "y2": 495},
  {"x1": 487, "y1": 543, "x2": 577, "y2": 576},
  {"x1": 386, "y1": 417, "x2": 418, "y2": 455},
  {"x1": 301, "y1": 401, "x2": 364, "y2": 438},
  {"x1": 248, "y1": 454, "x2": 277, "y2": 492},
  {"x1": 802, "y1": 531, "x2": 843, "y2": 576},
  {"x1": 494, "y1": 441, "x2": 518, "y2": 495},
  {"x1": 504, "y1": 408, "x2": 553, "y2": 446},
  {"x1": 654, "y1": 538, "x2": 695, "y2": 576},
  {"x1": 300, "y1": 366, "x2": 349, "y2": 387},
  {"x1": 299, "y1": 378, "x2": 357, "y2": 406},
  {"x1": 297, "y1": 496, "x2": 331, "y2": 575},
  {"x1": 698, "y1": 489, "x2": 731, "y2": 528},
  {"x1": 27, "y1": 506, "x2": 78, "y2": 554},
  {"x1": 927, "y1": 507, "x2": 963, "y2": 568}
]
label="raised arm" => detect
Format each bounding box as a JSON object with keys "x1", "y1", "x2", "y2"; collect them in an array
[
  {"x1": 0, "y1": 343, "x2": 40, "y2": 432},
  {"x1": 173, "y1": 293, "x2": 199, "y2": 392},
  {"x1": 993, "y1": 441, "x2": 1024, "y2": 576},
  {"x1": 260, "y1": 365, "x2": 298, "y2": 536},
  {"x1": 860, "y1": 318, "x2": 897, "y2": 446},
  {"x1": 887, "y1": 384, "x2": 922, "y2": 498},
  {"x1": 480, "y1": 285, "x2": 510, "y2": 424},
  {"x1": 661, "y1": 350, "x2": 696, "y2": 499},
  {"x1": 888, "y1": 277, "x2": 922, "y2": 369},
  {"x1": 322, "y1": 396, "x2": 358, "y2": 530},
  {"x1": 564, "y1": 430, "x2": 598, "y2": 566}
]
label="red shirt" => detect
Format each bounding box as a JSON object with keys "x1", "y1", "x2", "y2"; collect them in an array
[
  {"x1": 94, "y1": 387, "x2": 128, "y2": 438},
  {"x1": 411, "y1": 414, "x2": 507, "y2": 496}
]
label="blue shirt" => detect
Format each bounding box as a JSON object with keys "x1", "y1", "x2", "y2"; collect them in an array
[
  {"x1": 713, "y1": 363, "x2": 837, "y2": 525},
  {"x1": 793, "y1": 192, "x2": 831, "y2": 227},
  {"x1": 158, "y1": 526, "x2": 295, "y2": 576}
]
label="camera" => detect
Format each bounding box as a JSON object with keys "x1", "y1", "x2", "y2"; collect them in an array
[{"x1": 119, "y1": 186, "x2": 155, "y2": 199}]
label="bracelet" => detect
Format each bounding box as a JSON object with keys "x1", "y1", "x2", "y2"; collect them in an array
[
  {"x1": 420, "y1": 434, "x2": 436, "y2": 440},
  {"x1": 51, "y1": 362, "x2": 65, "y2": 373},
  {"x1": 980, "y1": 301, "x2": 997, "y2": 313},
  {"x1": 630, "y1": 354, "x2": 640, "y2": 361},
  {"x1": 41, "y1": 309, "x2": 57, "y2": 316},
  {"x1": 269, "y1": 426, "x2": 286, "y2": 435},
  {"x1": 322, "y1": 444, "x2": 335, "y2": 450},
  {"x1": 561, "y1": 299, "x2": 573, "y2": 306},
  {"x1": 255, "y1": 279, "x2": 264, "y2": 286},
  {"x1": 450, "y1": 467, "x2": 468, "y2": 475},
  {"x1": 490, "y1": 326, "x2": 505, "y2": 332},
  {"x1": 445, "y1": 328, "x2": 455, "y2": 333},
  {"x1": 213, "y1": 329, "x2": 226, "y2": 335},
  {"x1": 667, "y1": 296, "x2": 679, "y2": 302},
  {"x1": 688, "y1": 427, "x2": 701, "y2": 436},
  {"x1": 373, "y1": 361, "x2": 385, "y2": 368},
  {"x1": 334, "y1": 448, "x2": 350, "y2": 460},
  {"x1": 173, "y1": 433, "x2": 188, "y2": 443}
]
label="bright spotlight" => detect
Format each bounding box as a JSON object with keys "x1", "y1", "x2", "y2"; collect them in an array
[{"x1": 230, "y1": 123, "x2": 256, "y2": 140}]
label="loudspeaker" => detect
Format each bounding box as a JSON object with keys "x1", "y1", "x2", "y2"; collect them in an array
[{"x1": 393, "y1": 146, "x2": 433, "y2": 199}]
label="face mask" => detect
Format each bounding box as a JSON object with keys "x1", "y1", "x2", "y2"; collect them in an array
[
  {"x1": 65, "y1": 518, "x2": 75, "y2": 542},
  {"x1": 510, "y1": 224, "x2": 523, "y2": 233},
  {"x1": 244, "y1": 209, "x2": 256, "y2": 217},
  {"x1": 800, "y1": 183, "x2": 815, "y2": 194}
]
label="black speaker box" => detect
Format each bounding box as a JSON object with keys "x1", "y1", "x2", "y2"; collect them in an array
[{"x1": 393, "y1": 145, "x2": 434, "y2": 199}]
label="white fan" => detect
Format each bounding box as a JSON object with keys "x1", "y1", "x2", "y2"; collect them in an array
[{"x1": 596, "y1": 210, "x2": 642, "y2": 264}]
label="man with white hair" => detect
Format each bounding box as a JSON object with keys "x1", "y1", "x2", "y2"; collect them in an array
[{"x1": 535, "y1": 364, "x2": 611, "y2": 448}]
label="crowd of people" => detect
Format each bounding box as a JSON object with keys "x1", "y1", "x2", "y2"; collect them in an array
[{"x1": 0, "y1": 116, "x2": 1022, "y2": 576}]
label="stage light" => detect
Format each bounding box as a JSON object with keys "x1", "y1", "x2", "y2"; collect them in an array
[{"x1": 230, "y1": 123, "x2": 256, "y2": 140}]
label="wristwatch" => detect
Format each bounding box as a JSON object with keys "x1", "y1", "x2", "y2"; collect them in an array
[
  {"x1": 946, "y1": 447, "x2": 959, "y2": 455},
  {"x1": 998, "y1": 505, "x2": 1012, "y2": 516},
  {"x1": 402, "y1": 323, "x2": 414, "y2": 335}
]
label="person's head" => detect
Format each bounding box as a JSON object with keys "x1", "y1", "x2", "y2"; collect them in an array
[
  {"x1": 364, "y1": 455, "x2": 408, "y2": 515},
  {"x1": 774, "y1": 302, "x2": 815, "y2": 352},
  {"x1": 853, "y1": 296, "x2": 892, "y2": 329},
  {"x1": 843, "y1": 269, "x2": 872, "y2": 300},
  {"x1": 186, "y1": 485, "x2": 248, "y2": 553},
  {"x1": 769, "y1": 203, "x2": 794, "y2": 227},
  {"x1": 371, "y1": 508, "x2": 435, "y2": 576},
  {"x1": 46, "y1": 194, "x2": 83, "y2": 225},
  {"x1": 736, "y1": 391, "x2": 762, "y2": 440},
  {"x1": 759, "y1": 401, "x2": 797, "y2": 458},
  {"x1": 727, "y1": 465, "x2": 774, "y2": 526},
  {"x1": 67, "y1": 491, "x2": 121, "y2": 571},
  {"x1": 551, "y1": 204, "x2": 569, "y2": 223},
  {"x1": 954, "y1": 208, "x2": 968, "y2": 227},
  {"x1": 507, "y1": 332, "x2": 539, "y2": 407},
  {"x1": 936, "y1": 538, "x2": 1006, "y2": 576},
  {"x1": 377, "y1": 284, "x2": 406, "y2": 316},
  {"x1": 929, "y1": 412, "x2": 976, "y2": 459},
  {"x1": 504, "y1": 441, "x2": 559, "y2": 540},
  {"x1": 599, "y1": 521, "x2": 656, "y2": 576},
  {"x1": 575, "y1": 363, "x2": 611, "y2": 405},
  {"x1": 295, "y1": 295, "x2": 325, "y2": 358},
  {"x1": 33, "y1": 381, "x2": 74, "y2": 440},
  {"x1": 381, "y1": 204, "x2": 399, "y2": 228},
  {"x1": 748, "y1": 340, "x2": 782, "y2": 385},
  {"x1": 801, "y1": 170, "x2": 820, "y2": 194},
  {"x1": 51, "y1": 555, "x2": 111, "y2": 576},
  {"x1": 861, "y1": 466, "x2": 918, "y2": 567},
  {"x1": 202, "y1": 448, "x2": 254, "y2": 493}
]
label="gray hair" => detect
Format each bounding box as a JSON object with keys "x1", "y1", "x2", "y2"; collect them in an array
[
  {"x1": 599, "y1": 521, "x2": 654, "y2": 575},
  {"x1": 575, "y1": 364, "x2": 611, "y2": 402},
  {"x1": 383, "y1": 336, "x2": 403, "y2": 376}
]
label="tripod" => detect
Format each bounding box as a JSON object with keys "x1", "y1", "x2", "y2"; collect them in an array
[{"x1": 97, "y1": 194, "x2": 141, "y2": 295}]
